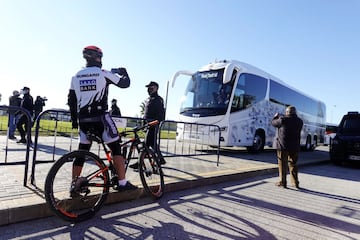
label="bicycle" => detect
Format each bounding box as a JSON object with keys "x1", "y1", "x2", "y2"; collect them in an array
[{"x1": 44, "y1": 120, "x2": 165, "y2": 223}]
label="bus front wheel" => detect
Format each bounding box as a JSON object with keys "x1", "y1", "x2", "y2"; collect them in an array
[{"x1": 247, "y1": 131, "x2": 265, "y2": 153}]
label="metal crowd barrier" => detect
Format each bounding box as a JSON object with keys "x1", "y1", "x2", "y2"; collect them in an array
[
  {"x1": 30, "y1": 110, "x2": 146, "y2": 185},
  {"x1": 0, "y1": 105, "x2": 33, "y2": 186},
  {"x1": 158, "y1": 120, "x2": 221, "y2": 166},
  {"x1": 1, "y1": 106, "x2": 221, "y2": 186}
]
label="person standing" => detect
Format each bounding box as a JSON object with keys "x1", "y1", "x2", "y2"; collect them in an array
[
  {"x1": 68, "y1": 45, "x2": 137, "y2": 192},
  {"x1": 271, "y1": 106, "x2": 303, "y2": 189},
  {"x1": 110, "y1": 98, "x2": 121, "y2": 116},
  {"x1": 129, "y1": 81, "x2": 166, "y2": 169},
  {"x1": 16, "y1": 87, "x2": 34, "y2": 144},
  {"x1": 34, "y1": 96, "x2": 47, "y2": 121},
  {"x1": 8, "y1": 90, "x2": 22, "y2": 140}
]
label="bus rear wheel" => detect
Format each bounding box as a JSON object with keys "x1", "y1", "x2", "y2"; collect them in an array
[{"x1": 302, "y1": 135, "x2": 315, "y2": 151}]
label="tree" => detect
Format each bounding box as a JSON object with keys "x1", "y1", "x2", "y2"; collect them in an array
[{"x1": 139, "y1": 101, "x2": 146, "y2": 118}]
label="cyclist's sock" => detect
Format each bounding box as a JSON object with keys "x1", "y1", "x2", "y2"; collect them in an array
[{"x1": 118, "y1": 179, "x2": 127, "y2": 186}]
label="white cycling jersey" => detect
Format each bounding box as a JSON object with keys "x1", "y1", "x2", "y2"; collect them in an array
[{"x1": 70, "y1": 67, "x2": 122, "y2": 114}]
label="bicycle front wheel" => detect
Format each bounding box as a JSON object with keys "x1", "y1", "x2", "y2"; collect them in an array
[
  {"x1": 44, "y1": 150, "x2": 110, "y2": 223},
  {"x1": 139, "y1": 148, "x2": 165, "y2": 199}
]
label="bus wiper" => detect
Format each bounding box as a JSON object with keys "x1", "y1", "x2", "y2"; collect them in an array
[
  {"x1": 180, "y1": 107, "x2": 213, "y2": 113},
  {"x1": 180, "y1": 108, "x2": 194, "y2": 113}
]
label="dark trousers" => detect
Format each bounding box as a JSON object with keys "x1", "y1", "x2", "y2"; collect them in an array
[
  {"x1": 16, "y1": 115, "x2": 30, "y2": 140},
  {"x1": 145, "y1": 126, "x2": 164, "y2": 160},
  {"x1": 276, "y1": 150, "x2": 299, "y2": 186}
]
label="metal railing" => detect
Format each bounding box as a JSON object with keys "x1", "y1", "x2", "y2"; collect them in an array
[
  {"x1": 0, "y1": 107, "x2": 221, "y2": 186},
  {"x1": 0, "y1": 105, "x2": 33, "y2": 186},
  {"x1": 158, "y1": 120, "x2": 221, "y2": 166}
]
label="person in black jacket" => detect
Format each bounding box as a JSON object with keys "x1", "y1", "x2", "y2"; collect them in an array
[
  {"x1": 129, "y1": 81, "x2": 166, "y2": 169},
  {"x1": 8, "y1": 90, "x2": 21, "y2": 140},
  {"x1": 33, "y1": 96, "x2": 47, "y2": 121},
  {"x1": 271, "y1": 106, "x2": 303, "y2": 189},
  {"x1": 8, "y1": 90, "x2": 22, "y2": 140},
  {"x1": 16, "y1": 87, "x2": 34, "y2": 144},
  {"x1": 110, "y1": 98, "x2": 121, "y2": 117}
]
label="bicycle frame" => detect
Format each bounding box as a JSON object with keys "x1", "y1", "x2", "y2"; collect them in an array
[
  {"x1": 90, "y1": 120, "x2": 159, "y2": 183},
  {"x1": 44, "y1": 120, "x2": 164, "y2": 222}
]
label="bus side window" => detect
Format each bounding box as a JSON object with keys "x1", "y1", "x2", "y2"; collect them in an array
[
  {"x1": 231, "y1": 92, "x2": 244, "y2": 112},
  {"x1": 239, "y1": 94, "x2": 244, "y2": 109}
]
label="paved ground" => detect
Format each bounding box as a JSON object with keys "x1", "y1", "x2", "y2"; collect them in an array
[{"x1": 0, "y1": 136, "x2": 330, "y2": 226}]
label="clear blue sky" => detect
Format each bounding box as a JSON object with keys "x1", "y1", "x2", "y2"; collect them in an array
[{"x1": 1, "y1": 0, "x2": 359, "y2": 124}]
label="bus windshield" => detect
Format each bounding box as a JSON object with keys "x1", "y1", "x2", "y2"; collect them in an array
[{"x1": 180, "y1": 69, "x2": 233, "y2": 117}]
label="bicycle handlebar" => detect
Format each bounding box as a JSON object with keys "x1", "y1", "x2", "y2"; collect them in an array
[
  {"x1": 119, "y1": 120, "x2": 159, "y2": 137},
  {"x1": 148, "y1": 120, "x2": 159, "y2": 127}
]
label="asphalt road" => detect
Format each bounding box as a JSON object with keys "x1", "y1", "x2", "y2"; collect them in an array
[{"x1": 1, "y1": 161, "x2": 359, "y2": 240}]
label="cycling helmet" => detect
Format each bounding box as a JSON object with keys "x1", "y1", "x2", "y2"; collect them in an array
[{"x1": 83, "y1": 45, "x2": 103, "y2": 61}]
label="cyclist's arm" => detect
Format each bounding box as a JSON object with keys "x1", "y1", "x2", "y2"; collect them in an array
[
  {"x1": 67, "y1": 89, "x2": 78, "y2": 125},
  {"x1": 104, "y1": 68, "x2": 130, "y2": 88}
]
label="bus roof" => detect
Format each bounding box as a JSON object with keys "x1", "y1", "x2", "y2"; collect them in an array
[{"x1": 199, "y1": 59, "x2": 324, "y2": 105}]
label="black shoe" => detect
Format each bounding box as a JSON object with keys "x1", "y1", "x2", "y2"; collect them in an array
[
  {"x1": 129, "y1": 162, "x2": 139, "y2": 169},
  {"x1": 9, "y1": 135, "x2": 17, "y2": 140},
  {"x1": 114, "y1": 181, "x2": 138, "y2": 191},
  {"x1": 275, "y1": 181, "x2": 287, "y2": 188},
  {"x1": 17, "y1": 139, "x2": 27, "y2": 144},
  {"x1": 159, "y1": 158, "x2": 166, "y2": 165}
]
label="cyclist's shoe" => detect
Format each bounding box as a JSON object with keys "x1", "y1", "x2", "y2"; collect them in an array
[
  {"x1": 129, "y1": 162, "x2": 139, "y2": 169},
  {"x1": 114, "y1": 181, "x2": 138, "y2": 192}
]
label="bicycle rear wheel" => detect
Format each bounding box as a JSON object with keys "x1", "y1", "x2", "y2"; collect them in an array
[
  {"x1": 44, "y1": 150, "x2": 110, "y2": 222},
  {"x1": 139, "y1": 148, "x2": 165, "y2": 199}
]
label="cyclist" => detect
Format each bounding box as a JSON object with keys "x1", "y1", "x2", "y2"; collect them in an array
[{"x1": 68, "y1": 45, "x2": 137, "y2": 191}]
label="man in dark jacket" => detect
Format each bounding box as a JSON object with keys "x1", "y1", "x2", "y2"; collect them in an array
[
  {"x1": 110, "y1": 98, "x2": 121, "y2": 116},
  {"x1": 16, "y1": 87, "x2": 34, "y2": 144},
  {"x1": 34, "y1": 96, "x2": 47, "y2": 121},
  {"x1": 129, "y1": 81, "x2": 166, "y2": 169},
  {"x1": 8, "y1": 90, "x2": 22, "y2": 140},
  {"x1": 271, "y1": 106, "x2": 303, "y2": 189}
]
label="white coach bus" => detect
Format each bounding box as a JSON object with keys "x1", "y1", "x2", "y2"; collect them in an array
[{"x1": 172, "y1": 60, "x2": 326, "y2": 153}]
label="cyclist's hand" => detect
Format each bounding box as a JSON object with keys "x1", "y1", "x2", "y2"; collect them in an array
[
  {"x1": 72, "y1": 121, "x2": 78, "y2": 129},
  {"x1": 111, "y1": 67, "x2": 128, "y2": 76},
  {"x1": 118, "y1": 67, "x2": 128, "y2": 76}
]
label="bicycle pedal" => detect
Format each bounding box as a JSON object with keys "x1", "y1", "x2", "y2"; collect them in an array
[{"x1": 82, "y1": 188, "x2": 90, "y2": 195}]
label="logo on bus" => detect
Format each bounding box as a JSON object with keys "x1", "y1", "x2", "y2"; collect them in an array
[{"x1": 200, "y1": 72, "x2": 218, "y2": 79}]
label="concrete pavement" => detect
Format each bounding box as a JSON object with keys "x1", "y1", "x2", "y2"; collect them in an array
[{"x1": 0, "y1": 136, "x2": 330, "y2": 226}]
